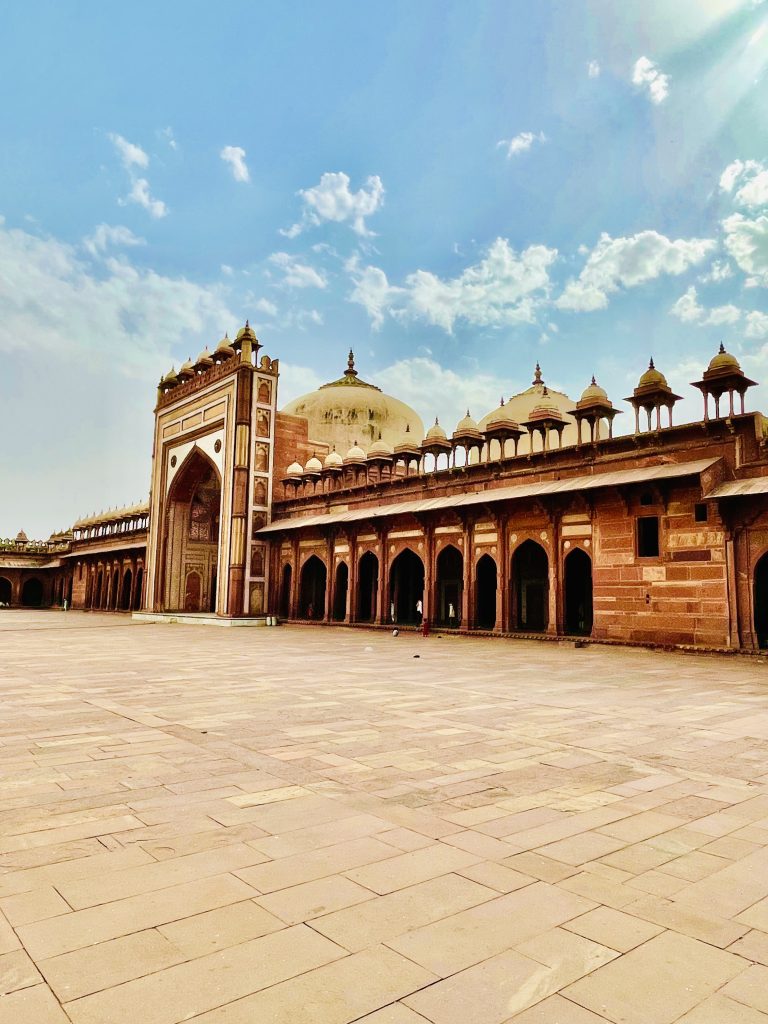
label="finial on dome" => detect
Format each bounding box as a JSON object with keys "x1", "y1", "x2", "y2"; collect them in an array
[
  {"x1": 533, "y1": 363, "x2": 543, "y2": 385},
  {"x1": 245, "y1": 319, "x2": 250, "y2": 328},
  {"x1": 346, "y1": 349, "x2": 357, "y2": 378},
  {"x1": 500, "y1": 396, "x2": 505, "y2": 406},
  {"x1": 649, "y1": 357, "x2": 655, "y2": 369},
  {"x1": 405, "y1": 423, "x2": 411, "y2": 433},
  {"x1": 542, "y1": 385, "x2": 549, "y2": 396},
  {"x1": 719, "y1": 342, "x2": 726, "y2": 354},
  {"x1": 434, "y1": 417, "x2": 440, "y2": 425},
  {"x1": 466, "y1": 409, "x2": 470, "y2": 417},
  {"x1": 591, "y1": 375, "x2": 596, "y2": 386}
]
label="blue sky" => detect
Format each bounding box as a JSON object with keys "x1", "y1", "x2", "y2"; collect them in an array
[{"x1": 1, "y1": 0, "x2": 767, "y2": 537}]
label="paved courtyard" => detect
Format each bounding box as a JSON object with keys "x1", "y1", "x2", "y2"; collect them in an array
[{"x1": 2, "y1": 614, "x2": 768, "y2": 1022}]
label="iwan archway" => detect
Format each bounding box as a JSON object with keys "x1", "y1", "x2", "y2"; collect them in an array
[
  {"x1": 160, "y1": 447, "x2": 222, "y2": 613},
  {"x1": 389, "y1": 548, "x2": 424, "y2": 625},
  {"x1": 511, "y1": 540, "x2": 548, "y2": 631}
]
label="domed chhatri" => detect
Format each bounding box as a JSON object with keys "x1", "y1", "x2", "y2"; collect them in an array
[
  {"x1": 626, "y1": 358, "x2": 682, "y2": 433},
  {"x1": 214, "y1": 333, "x2": 236, "y2": 361},
  {"x1": 568, "y1": 376, "x2": 620, "y2": 444},
  {"x1": 194, "y1": 347, "x2": 214, "y2": 371},
  {"x1": 281, "y1": 351, "x2": 424, "y2": 455},
  {"x1": 454, "y1": 410, "x2": 480, "y2": 435},
  {"x1": 323, "y1": 448, "x2": 344, "y2": 469},
  {"x1": 483, "y1": 397, "x2": 526, "y2": 459},
  {"x1": 692, "y1": 343, "x2": 757, "y2": 420},
  {"x1": 344, "y1": 441, "x2": 367, "y2": 464},
  {"x1": 478, "y1": 365, "x2": 578, "y2": 454},
  {"x1": 367, "y1": 434, "x2": 394, "y2": 459},
  {"x1": 521, "y1": 386, "x2": 569, "y2": 452},
  {"x1": 285, "y1": 461, "x2": 304, "y2": 477},
  {"x1": 177, "y1": 358, "x2": 195, "y2": 381},
  {"x1": 425, "y1": 418, "x2": 448, "y2": 442}
]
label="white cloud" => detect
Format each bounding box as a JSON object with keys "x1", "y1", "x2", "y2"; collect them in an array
[
  {"x1": 556, "y1": 230, "x2": 715, "y2": 311},
  {"x1": 282, "y1": 171, "x2": 384, "y2": 237},
  {"x1": 159, "y1": 127, "x2": 177, "y2": 150},
  {"x1": 108, "y1": 133, "x2": 149, "y2": 170},
  {"x1": 722, "y1": 212, "x2": 768, "y2": 284},
  {"x1": 83, "y1": 224, "x2": 145, "y2": 256},
  {"x1": 121, "y1": 178, "x2": 168, "y2": 219},
  {"x1": 669, "y1": 286, "x2": 741, "y2": 326},
  {"x1": 719, "y1": 159, "x2": 768, "y2": 209},
  {"x1": 746, "y1": 311, "x2": 768, "y2": 339},
  {"x1": 587, "y1": 60, "x2": 601, "y2": 78},
  {"x1": 0, "y1": 218, "x2": 238, "y2": 535},
  {"x1": 109, "y1": 133, "x2": 167, "y2": 218},
  {"x1": 497, "y1": 131, "x2": 546, "y2": 159},
  {"x1": 268, "y1": 251, "x2": 327, "y2": 289},
  {"x1": 632, "y1": 56, "x2": 670, "y2": 104},
  {"x1": 699, "y1": 259, "x2": 734, "y2": 283},
  {"x1": 220, "y1": 145, "x2": 250, "y2": 184},
  {"x1": 254, "y1": 297, "x2": 277, "y2": 317},
  {"x1": 349, "y1": 238, "x2": 557, "y2": 333}
]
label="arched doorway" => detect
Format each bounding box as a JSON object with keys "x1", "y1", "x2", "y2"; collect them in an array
[
  {"x1": 133, "y1": 567, "x2": 144, "y2": 610},
  {"x1": 564, "y1": 548, "x2": 593, "y2": 636},
  {"x1": 754, "y1": 553, "x2": 768, "y2": 648},
  {"x1": 436, "y1": 544, "x2": 462, "y2": 627},
  {"x1": 511, "y1": 540, "x2": 548, "y2": 631},
  {"x1": 121, "y1": 568, "x2": 133, "y2": 611},
  {"x1": 389, "y1": 548, "x2": 424, "y2": 625},
  {"x1": 475, "y1": 555, "x2": 497, "y2": 630},
  {"x1": 333, "y1": 563, "x2": 348, "y2": 621},
  {"x1": 184, "y1": 570, "x2": 202, "y2": 611},
  {"x1": 299, "y1": 556, "x2": 326, "y2": 619},
  {"x1": 21, "y1": 577, "x2": 43, "y2": 607},
  {"x1": 279, "y1": 564, "x2": 292, "y2": 619},
  {"x1": 0, "y1": 577, "x2": 11, "y2": 606},
  {"x1": 161, "y1": 447, "x2": 221, "y2": 613},
  {"x1": 357, "y1": 552, "x2": 378, "y2": 622}
]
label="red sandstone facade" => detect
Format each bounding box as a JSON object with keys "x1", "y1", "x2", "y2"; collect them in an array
[{"x1": 4, "y1": 338, "x2": 768, "y2": 654}]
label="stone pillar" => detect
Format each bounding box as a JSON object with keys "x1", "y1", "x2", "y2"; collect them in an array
[
  {"x1": 324, "y1": 532, "x2": 334, "y2": 622},
  {"x1": 725, "y1": 533, "x2": 740, "y2": 649},
  {"x1": 461, "y1": 518, "x2": 471, "y2": 630},
  {"x1": 422, "y1": 521, "x2": 434, "y2": 627},
  {"x1": 376, "y1": 526, "x2": 389, "y2": 625},
  {"x1": 290, "y1": 536, "x2": 300, "y2": 619},
  {"x1": 346, "y1": 532, "x2": 357, "y2": 623},
  {"x1": 227, "y1": 370, "x2": 252, "y2": 616},
  {"x1": 548, "y1": 512, "x2": 560, "y2": 636},
  {"x1": 496, "y1": 510, "x2": 508, "y2": 633}
]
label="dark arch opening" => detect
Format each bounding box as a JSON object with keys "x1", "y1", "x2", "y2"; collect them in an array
[
  {"x1": 754, "y1": 553, "x2": 768, "y2": 649},
  {"x1": 436, "y1": 544, "x2": 463, "y2": 627},
  {"x1": 357, "y1": 552, "x2": 379, "y2": 622},
  {"x1": 121, "y1": 568, "x2": 133, "y2": 611},
  {"x1": 332, "y1": 562, "x2": 348, "y2": 621},
  {"x1": 279, "y1": 564, "x2": 292, "y2": 619},
  {"x1": 95, "y1": 570, "x2": 103, "y2": 609},
  {"x1": 161, "y1": 446, "x2": 221, "y2": 613},
  {"x1": 133, "y1": 567, "x2": 144, "y2": 611},
  {"x1": 475, "y1": 554, "x2": 497, "y2": 630},
  {"x1": 0, "y1": 577, "x2": 11, "y2": 606},
  {"x1": 511, "y1": 540, "x2": 548, "y2": 631},
  {"x1": 110, "y1": 570, "x2": 120, "y2": 610},
  {"x1": 299, "y1": 556, "x2": 326, "y2": 619},
  {"x1": 21, "y1": 577, "x2": 43, "y2": 607},
  {"x1": 389, "y1": 548, "x2": 424, "y2": 625},
  {"x1": 564, "y1": 548, "x2": 593, "y2": 636}
]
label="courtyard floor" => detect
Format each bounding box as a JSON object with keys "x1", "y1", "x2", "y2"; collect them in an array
[{"x1": 2, "y1": 614, "x2": 768, "y2": 1022}]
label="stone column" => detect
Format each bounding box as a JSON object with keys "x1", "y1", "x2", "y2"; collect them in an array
[
  {"x1": 290, "y1": 536, "x2": 300, "y2": 619},
  {"x1": 461, "y1": 517, "x2": 471, "y2": 630},
  {"x1": 548, "y1": 510, "x2": 560, "y2": 636},
  {"x1": 227, "y1": 369, "x2": 252, "y2": 616},
  {"x1": 496, "y1": 510, "x2": 508, "y2": 633},
  {"x1": 324, "y1": 532, "x2": 334, "y2": 622},
  {"x1": 376, "y1": 526, "x2": 389, "y2": 625},
  {"x1": 346, "y1": 531, "x2": 357, "y2": 623}
]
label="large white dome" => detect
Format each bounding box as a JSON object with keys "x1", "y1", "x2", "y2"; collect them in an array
[{"x1": 281, "y1": 351, "x2": 425, "y2": 454}]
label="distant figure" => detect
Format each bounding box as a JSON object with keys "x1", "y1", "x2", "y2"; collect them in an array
[
  {"x1": 390, "y1": 601, "x2": 395, "y2": 623},
  {"x1": 416, "y1": 598, "x2": 423, "y2": 625},
  {"x1": 307, "y1": 601, "x2": 314, "y2": 619},
  {"x1": 422, "y1": 616, "x2": 430, "y2": 638},
  {"x1": 448, "y1": 601, "x2": 456, "y2": 628},
  {"x1": 63, "y1": 598, "x2": 68, "y2": 612}
]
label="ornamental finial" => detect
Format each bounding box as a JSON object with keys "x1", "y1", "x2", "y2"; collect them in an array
[{"x1": 347, "y1": 349, "x2": 357, "y2": 377}]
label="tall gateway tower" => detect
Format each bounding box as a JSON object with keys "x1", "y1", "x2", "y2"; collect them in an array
[{"x1": 144, "y1": 323, "x2": 278, "y2": 618}]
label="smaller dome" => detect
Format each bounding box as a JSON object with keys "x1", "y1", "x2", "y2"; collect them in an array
[
  {"x1": 304, "y1": 455, "x2": 323, "y2": 473},
  {"x1": 161, "y1": 367, "x2": 178, "y2": 385},
  {"x1": 486, "y1": 398, "x2": 521, "y2": 430},
  {"x1": 368, "y1": 435, "x2": 394, "y2": 459},
  {"x1": 195, "y1": 347, "x2": 214, "y2": 369},
  {"x1": 285, "y1": 461, "x2": 304, "y2": 476},
  {"x1": 708, "y1": 343, "x2": 741, "y2": 373},
  {"x1": 177, "y1": 357, "x2": 195, "y2": 379},
  {"x1": 425, "y1": 418, "x2": 447, "y2": 441},
  {"x1": 638, "y1": 358, "x2": 668, "y2": 389},
  {"x1": 580, "y1": 377, "x2": 609, "y2": 403},
  {"x1": 236, "y1": 320, "x2": 256, "y2": 342},
  {"x1": 324, "y1": 448, "x2": 343, "y2": 469},
  {"x1": 455, "y1": 410, "x2": 480, "y2": 434},
  {"x1": 215, "y1": 333, "x2": 235, "y2": 359},
  {"x1": 345, "y1": 441, "x2": 367, "y2": 462}
]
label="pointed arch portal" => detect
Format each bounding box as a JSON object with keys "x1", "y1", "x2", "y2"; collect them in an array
[
  {"x1": 389, "y1": 548, "x2": 424, "y2": 625},
  {"x1": 564, "y1": 548, "x2": 593, "y2": 636},
  {"x1": 511, "y1": 540, "x2": 549, "y2": 631}
]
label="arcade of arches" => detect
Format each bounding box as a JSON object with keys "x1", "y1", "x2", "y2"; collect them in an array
[{"x1": 273, "y1": 532, "x2": 597, "y2": 637}]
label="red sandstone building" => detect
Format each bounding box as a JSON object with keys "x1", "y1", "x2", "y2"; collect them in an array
[{"x1": 4, "y1": 330, "x2": 768, "y2": 653}]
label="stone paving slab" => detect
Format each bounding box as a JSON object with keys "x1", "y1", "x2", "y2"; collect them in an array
[{"x1": 1, "y1": 611, "x2": 768, "y2": 1021}]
